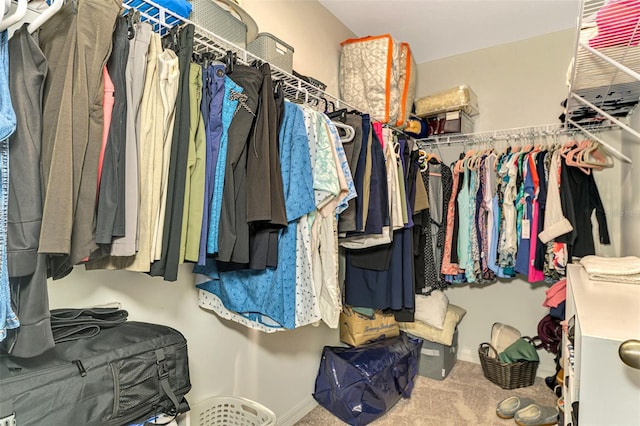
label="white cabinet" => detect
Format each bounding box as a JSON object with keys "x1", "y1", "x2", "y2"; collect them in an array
[{"x1": 563, "y1": 264, "x2": 640, "y2": 426}]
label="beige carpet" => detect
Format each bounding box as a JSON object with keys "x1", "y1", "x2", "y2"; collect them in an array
[{"x1": 296, "y1": 360, "x2": 558, "y2": 426}]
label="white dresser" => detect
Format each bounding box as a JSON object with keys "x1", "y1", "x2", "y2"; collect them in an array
[{"x1": 563, "y1": 264, "x2": 640, "y2": 426}]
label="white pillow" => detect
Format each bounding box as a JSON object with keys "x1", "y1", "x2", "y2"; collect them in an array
[{"x1": 414, "y1": 290, "x2": 449, "y2": 329}]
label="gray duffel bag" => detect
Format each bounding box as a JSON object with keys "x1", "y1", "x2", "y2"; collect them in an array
[{"x1": 0, "y1": 321, "x2": 191, "y2": 425}]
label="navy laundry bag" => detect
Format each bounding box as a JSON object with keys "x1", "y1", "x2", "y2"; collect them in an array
[{"x1": 313, "y1": 333, "x2": 423, "y2": 425}]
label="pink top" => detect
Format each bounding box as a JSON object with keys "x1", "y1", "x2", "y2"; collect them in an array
[
  {"x1": 528, "y1": 153, "x2": 544, "y2": 283},
  {"x1": 98, "y1": 66, "x2": 115, "y2": 192},
  {"x1": 372, "y1": 122, "x2": 384, "y2": 148}
]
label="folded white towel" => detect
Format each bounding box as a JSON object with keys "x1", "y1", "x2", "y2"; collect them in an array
[
  {"x1": 588, "y1": 274, "x2": 640, "y2": 284},
  {"x1": 580, "y1": 255, "x2": 640, "y2": 284}
]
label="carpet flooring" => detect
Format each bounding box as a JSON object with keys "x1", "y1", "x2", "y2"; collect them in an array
[{"x1": 296, "y1": 360, "x2": 558, "y2": 426}]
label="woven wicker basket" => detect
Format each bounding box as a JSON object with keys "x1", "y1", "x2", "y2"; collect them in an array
[{"x1": 478, "y1": 341, "x2": 538, "y2": 389}]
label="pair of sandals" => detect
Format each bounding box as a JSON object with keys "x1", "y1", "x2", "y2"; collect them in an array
[{"x1": 496, "y1": 396, "x2": 559, "y2": 426}]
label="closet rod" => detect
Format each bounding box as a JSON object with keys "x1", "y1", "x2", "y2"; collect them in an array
[
  {"x1": 415, "y1": 122, "x2": 621, "y2": 149},
  {"x1": 416, "y1": 123, "x2": 565, "y2": 147}
]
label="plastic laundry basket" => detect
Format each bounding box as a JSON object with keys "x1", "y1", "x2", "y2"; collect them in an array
[{"x1": 190, "y1": 396, "x2": 276, "y2": 426}]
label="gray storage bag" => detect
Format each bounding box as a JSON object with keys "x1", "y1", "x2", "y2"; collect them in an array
[{"x1": 0, "y1": 321, "x2": 191, "y2": 425}]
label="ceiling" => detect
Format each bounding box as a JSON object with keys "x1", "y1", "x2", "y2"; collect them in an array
[{"x1": 319, "y1": 0, "x2": 581, "y2": 63}]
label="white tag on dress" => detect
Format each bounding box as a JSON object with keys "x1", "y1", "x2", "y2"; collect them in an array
[{"x1": 522, "y1": 219, "x2": 531, "y2": 239}]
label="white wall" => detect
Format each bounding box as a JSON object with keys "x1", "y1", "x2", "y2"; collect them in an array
[
  {"x1": 416, "y1": 29, "x2": 624, "y2": 377},
  {"x1": 621, "y1": 110, "x2": 640, "y2": 257},
  {"x1": 47, "y1": 2, "x2": 354, "y2": 425}
]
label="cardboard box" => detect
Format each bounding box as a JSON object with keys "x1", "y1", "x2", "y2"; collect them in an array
[{"x1": 417, "y1": 329, "x2": 458, "y2": 380}]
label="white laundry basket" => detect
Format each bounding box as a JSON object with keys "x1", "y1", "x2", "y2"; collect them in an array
[{"x1": 190, "y1": 396, "x2": 276, "y2": 426}]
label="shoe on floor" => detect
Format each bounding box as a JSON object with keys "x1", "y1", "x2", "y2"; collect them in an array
[
  {"x1": 514, "y1": 403, "x2": 559, "y2": 426},
  {"x1": 496, "y1": 396, "x2": 536, "y2": 419}
]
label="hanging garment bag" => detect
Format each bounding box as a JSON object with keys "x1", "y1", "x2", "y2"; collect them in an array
[{"x1": 0, "y1": 321, "x2": 191, "y2": 426}]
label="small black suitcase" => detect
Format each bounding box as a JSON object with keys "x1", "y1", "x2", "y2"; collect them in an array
[{"x1": 0, "y1": 321, "x2": 191, "y2": 426}]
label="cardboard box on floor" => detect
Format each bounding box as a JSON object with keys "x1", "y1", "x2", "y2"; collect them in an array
[{"x1": 415, "y1": 328, "x2": 458, "y2": 380}]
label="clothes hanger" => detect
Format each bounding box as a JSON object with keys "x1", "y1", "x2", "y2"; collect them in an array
[
  {"x1": 0, "y1": 0, "x2": 28, "y2": 32},
  {"x1": 580, "y1": 141, "x2": 614, "y2": 169},
  {"x1": 565, "y1": 139, "x2": 593, "y2": 174},
  {"x1": 332, "y1": 121, "x2": 355, "y2": 143},
  {"x1": 28, "y1": 0, "x2": 64, "y2": 34},
  {"x1": 327, "y1": 108, "x2": 347, "y2": 123},
  {"x1": 223, "y1": 50, "x2": 236, "y2": 74}
]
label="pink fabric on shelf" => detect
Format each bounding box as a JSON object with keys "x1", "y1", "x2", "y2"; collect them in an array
[
  {"x1": 543, "y1": 278, "x2": 567, "y2": 308},
  {"x1": 589, "y1": 0, "x2": 640, "y2": 49},
  {"x1": 98, "y1": 66, "x2": 115, "y2": 191},
  {"x1": 373, "y1": 122, "x2": 384, "y2": 148}
]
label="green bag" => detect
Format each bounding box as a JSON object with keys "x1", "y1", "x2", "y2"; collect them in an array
[{"x1": 498, "y1": 337, "x2": 540, "y2": 363}]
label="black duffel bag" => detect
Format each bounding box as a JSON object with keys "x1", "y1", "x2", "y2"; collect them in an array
[{"x1": 0, "y1": 321, "x2": 191, "y2": 426}]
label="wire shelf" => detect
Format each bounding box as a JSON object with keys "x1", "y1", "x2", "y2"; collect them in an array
[
  {"x1": 122, "y1": 0, "x2": 356, "y2": 113},
  {"x1": 567, "y1": 0, "x2": 640, "y2": 128}
]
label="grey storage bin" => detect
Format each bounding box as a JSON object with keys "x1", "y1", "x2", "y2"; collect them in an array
[
  {"x1": 247, "y1": 32, "x2": 294, "y2": 73},
  {"x1": 415, "y1": 328, "x2": 458, "y2": 380},
  {"x1": 191, "y1": 0, "x2": 247, "y2": 48}
]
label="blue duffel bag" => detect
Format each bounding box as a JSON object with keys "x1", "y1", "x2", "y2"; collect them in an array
[{"x1": 313, "y1": 333, "x2": 423, "y2": 425}]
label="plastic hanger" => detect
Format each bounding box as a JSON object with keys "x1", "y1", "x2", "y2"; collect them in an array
[
  {"x1": 565, "y1": 139, "x2": 593, "y2": 174},
  {"x1": 0, "y1": 0, "x2": 28, "y2": 32},
  {"x1": 327, "y1": 108, "x2": 347, "y2": 123},
  {"x1": 580, "y1": 141, "x2": 614, "y2": 169},
  {"x1": 28, "y1": 0, "x2": 64, "y2": 34},
  {"x1": 332, "y1": 121, "x2": 355, "y2": 143}
]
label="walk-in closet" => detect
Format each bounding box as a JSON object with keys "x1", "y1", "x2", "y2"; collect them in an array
[{"x1": 1, "y1": 1, "x2": 639, "y2": 425}]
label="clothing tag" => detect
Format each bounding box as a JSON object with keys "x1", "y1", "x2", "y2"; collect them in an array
[{"x1": 522, "y1": 219, "x2": 531, "y2": 239}]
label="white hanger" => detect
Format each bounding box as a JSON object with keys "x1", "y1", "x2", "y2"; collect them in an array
[
  {"x1": 0, "y1": 0, "x2": 28, "y2": 32},
  {"x1": 27, "y1": 0, "x2": 64, "y2": 34},
  {"x1": 332, "y1": 121, "x2": 355, "y2": 143},
  {"x1": 0, "y1": 0, "x2": 5, "y2": 26}
]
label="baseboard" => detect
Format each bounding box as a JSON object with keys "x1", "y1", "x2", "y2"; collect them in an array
[{"x1": 277, "y1": 395, "x2": 318, "y2": 426}]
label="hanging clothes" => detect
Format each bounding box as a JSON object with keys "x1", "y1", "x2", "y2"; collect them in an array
[
  {"x1": 206, "y1": 76, "x2": 242, "y2": 257},
  {"x1": 180, "y1": 62, "x2": 207, "y2": 263},
  {"x1": 246, "y1": 63, "x2": 287, "y2": 270},
  {"x1": 95, "y1": 16, "x2": 130, "y2": 248},
  {"x1": 38, "y1": 0, "x2": 121, "y2": 279},
  {"x1": 556, "y1": 158, "x2": 610, "y2": 258},
  {"x1": 197, "y1": 62, "x2": 225, "y2": 266},
  {"x1": 415, "y1": 158, "x2": 452, "y2": 295},
  {"x1": 0, "y1": 28, "x2": 19, "y2": 343},
  {"x1": 3, "y1": 24, "x2": 53, "y2": 356},
  {"x1": 149, "y1": 24, "x2": 194, "y2": 281},
  {"x1": 197, "y1": 101, "x2": 316, "y2": 329},
  {"x1": 216, "y1": 64, "x2": 263, "y2": 265}
]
